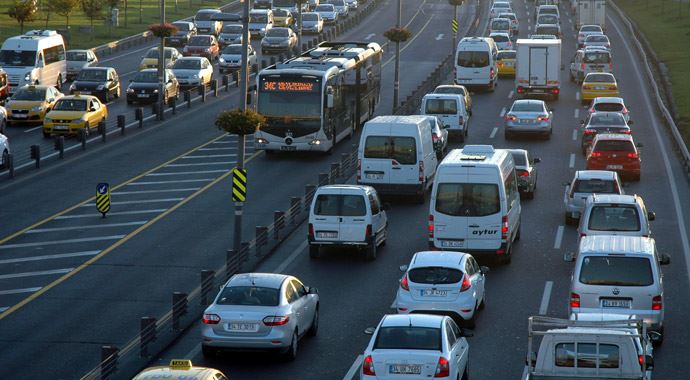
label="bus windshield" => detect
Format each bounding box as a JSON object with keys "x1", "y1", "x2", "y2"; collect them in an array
[{"x1": 0, "y1": 50, "x2": 37, "y2": 67}]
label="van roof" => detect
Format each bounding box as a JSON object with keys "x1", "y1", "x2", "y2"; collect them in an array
[
  {"x1": 587, "y1": 193, "x2": 639, "y2": 205},
  {"x1": 411, "y1": 251, "x2": 466, "y2": 268},
  {"x1": 457, "y1": 37, "x2": 495, "y2": 49},
  {"x1": 367, "y1": 115, "x2": 429, "y2": 125},
  {"x1": 441, "y1": 145, "x2": 511, "y2": 167},
  {"x1": 316, "y1": 184, "x2": 374, "y2": 194},
  {"x1": 592, "y1": 133, "x2": 635, "y2": 142},
  {"x1": 578, "y1": 235, "x2": 655, "y2": 256}
]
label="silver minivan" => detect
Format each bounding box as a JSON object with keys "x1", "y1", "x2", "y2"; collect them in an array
[
  {"x1": 578, "y1": 194, "x2": 655, "y2": 238},
  {"x1": 566, "y1": 235, "x2": 670, "y2": 345}
]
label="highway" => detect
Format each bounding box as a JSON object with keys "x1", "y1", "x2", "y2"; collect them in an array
[{"x1": 1, "y1": 0, "x2": 689, "y2": 379}]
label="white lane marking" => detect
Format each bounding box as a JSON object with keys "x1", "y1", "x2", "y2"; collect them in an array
[
  {"x1": 0, "y1": 268, "x2": 73, "y2": 280},
  {"x1": 182, "y1": 154, "x2": 237, "y2": 159},
  {"x1": 27, "y1": 221, "x2": 147, "y2": 233},
  {"x1": 343, "y1": 354, "x2": 364, "y2": 380},
  {"x1": 128, "y1": 179, "x2": 215, "y2": 185},
  {"x1": 554, "y1": 226, "x2": 564, "y2": 249},
  {"x1": 499, "y1": 107, "x2": 506, "y2": 117},
  {"x1": 508, "y1": 90, "x2": 514, "y2": 98},
  {"x1": 0, "y1": 250, "x2": 100, "y2": 265},
  {"x1": 574, "y1": 108, "x2": 580, "y2": 119},
  {"x1": 576, "y1": 92, "x2": 581, "y2": 100},
  {"x1": 610, "y1": 14, "x2": 690, "y2": 284},
  {"x1": 0, "y1": 287, "x2": 42, "y2": 295},
  {"x1": 435, "y1": 33, "x2": 444, "y2": 41},
  {"x1": 572, "y1": 129, "x2": 578, "y2": 141},
  {"x1": 56, "y1": 209, "x2": 167, "y2": 219},
  {"x1": 166, "y1": 162, "x2": 233, "y2": 167},
  {"x1": 98, "y1": 44, "x2": 158, "y2": 63},
  {"x1": 0, "y1": 307, "x2": 7, "y2": 313},
  {"x1": 528, "y1": 25, "x2": 531, "y2": 31},
  {"x1": 569, "y1": 154, "x2": 575, "y2": 168},
  {"x1": 276, "y1": 240, "x2": 308, "y2": 274},
  {"x1": 0, "y1": 235, "x2": 126, "y2": 249},
  {"x1": 82, "y1": 198, "x2": 183, "y2": 207},
  {"x1": 24, "y1": 126, "x2": 43, "y2": 133},
  {"x1": 112, "y1": 188, "x2": 199, "y2": 195},
  {"x1": 198, "y1": 147, "x2": 237, "y2": 151},
  {"x1": 364, "y1": 33, "x2": 375, "y2": 40},
  {"x1": 390, "y1": 300, "x2": 397, "y2": 309},
  {"x1": 522, "y1": 367, "x2": 528, "y2": 380},
  {"x1": 146, "y1": 170, "x2": 227, "y2": 176},
  {"x1": 539, "y1": 281, "x2": 553, "y2": 315},
  {"x1": 490, "y1": 127, "x2": 498, "y2": 139}
]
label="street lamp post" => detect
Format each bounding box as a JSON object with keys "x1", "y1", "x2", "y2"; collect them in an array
[
  {"x1": 158, "y1": 0, "x2": 165, "y2": 121},
  {"x1": 392, "y1": 0, "x2": 401, "y2": 111}
]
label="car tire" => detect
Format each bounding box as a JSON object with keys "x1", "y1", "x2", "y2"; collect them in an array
[
  {"x1": 308, "y1": 307, "x2": 319, "y2": 337},
  {"x1": 525, "y1": 190, "x2": 534, "y2": 200},
  {"x1": 461, "y1": 367, "x2": 470, "y2": 380},
  {"x1": 284, "y1": 330, "x2": 298, "y2": 361},
  {"x1": 42, "y1": 130, "x2": 50, "y2": 138},
  {"x1": 365, "y1": 240, "x2": 377, "y2": 261},
  {"x1": 309, "y1": 244, "x2": 321, "y2": 259},
  {"x1": 1, "y1": 149, "x2": 8, "y2": 169},
  {"x1": 115, "y1": 86, "x2": 121, "y2": 99},
  {"x1": 652, "y1": 326, "x2": 664, "y2": 347},
  {"x1": 201, "y1": 345, "x2": 218, "y2": 358},
  {"x1": 565, "y1": 213, "x2": 577, "y2": 226}
]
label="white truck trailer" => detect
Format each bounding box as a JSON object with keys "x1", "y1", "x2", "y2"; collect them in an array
[
  {"x1": 515, "y1": 39, "x2": 562, "y2": 100},
  {"x1": 576, "y1": 0, "x2": 606, "y2": 31}
]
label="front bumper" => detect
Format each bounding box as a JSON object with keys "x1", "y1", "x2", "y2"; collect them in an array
[
  {"x1": 44, "y1": 122, "x2": 86, "y2": 136},
  {"x1": 7, "y1": 110, "x2": 44, "y2": 124}
]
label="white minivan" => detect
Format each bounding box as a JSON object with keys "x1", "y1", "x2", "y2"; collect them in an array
[
  {"x1": 420, "y1": 93, "x2": 470, "y2": 142},
  {"x1": 429, "y1": 145, "x2": 521, "y2": 264},
  {"x1": 357, "y1": 115, "x2": 438, "y2": 203},
  {"x1": 249, "y1": 9, "x2": 275, "y2": 38},
  {"x1": 0, "y1": 30, "x2": 67, "y2": 94},
  {"x1": 308, "y1": 185, "x2": 388, "y2": 260},
  {"x1": 454, "y1": 37, "x2": 498, "y2": 91}
]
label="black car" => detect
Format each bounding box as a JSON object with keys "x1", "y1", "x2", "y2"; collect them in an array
[
  {"x1": 69, "y1": 67, "x2": 120, "y2": 103},
  {"x1": 580, "y1": 111, "x2": 632, "y2": 155},
  {"x1": 126, "y1": 69, "x2": 179, "y2": 105},
  {"x1": 166, "y1": 21, "x2": 197, "y2": 47}
]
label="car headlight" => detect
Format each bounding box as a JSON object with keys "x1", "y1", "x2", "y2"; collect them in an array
[
  {"x1": 126, "y1": 87, "x2": 134, "y2": 93},
  {"x1": 44, "y1": 117, "x2": 52, "y2": 123},
  {"x1": 153, "y1": 89, "x2": 159, "y2": 93},
  {"x1": 261, "y1": 27, "x2": 266, "y2": 31},
  {"x1": 69, "y1": 83, "x2": 76, "y2": 91},
  {"x1": 219, "y1": 57, "x2": 225, "y2": 63},
  {"x1": 97, "y1": 85, "x2": 105, "y2": 90},
  {"x1": 192, "y1": 74, "x2": 199, "y2": 79},
  {"x1": 31, "y1": 105, "x2": 44, "y2": 112},
  {"x1": 24, "y1": 72, "x2": 32, "y2": 81}
]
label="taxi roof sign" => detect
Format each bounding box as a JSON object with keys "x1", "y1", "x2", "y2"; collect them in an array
[{"x1": 170, "y1": 359, "x2": 193, "y2": 370}]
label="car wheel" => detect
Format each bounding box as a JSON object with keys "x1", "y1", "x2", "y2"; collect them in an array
[
  {"x1": 115, "y1": 86, "x2": 121, "y2": 98},
  {"x1": 461, "y1": 367, "x2": 470, "y2": 380},
  {"x1": 42, "y1": 130, "x2": 50, "y2": 138},
  {"x1": 284, "y1": 330, "x2": 298, "y2": 361},
  {"x1": 308, "y1": 307, "x2": 319, "y2": 337},
  {"x1": 201, "y1": 345, "x2": 218, "y2": 358},
  {"x1": 309, "y1": 244, "x2": 321, "y2": 259},
  {"x1": 565, "y1": 213, "x2": 576, "y2": 226},
  {"x1": 365, "y1": 240, "x2": 377, "y2": 261},
  {"x1": 652, "y1": 326, "x2": 664, "y2": 347},
  {"x1": 1, "y1": 149, "x2": 8, "y2": 169},
  {"x1": 525, "y1": 190, "x2": 534, "y2": 200}
]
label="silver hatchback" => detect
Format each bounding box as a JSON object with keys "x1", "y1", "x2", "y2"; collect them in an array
[
  {"x1": 564, "y1": 170, "x2": 624, "y2": 225},
  {"x1": 504, "y1": 99, "x2": 553, "y2": 139},
  {"x1": 201, "y1": 273, "x2": 319, "y2": 359}
]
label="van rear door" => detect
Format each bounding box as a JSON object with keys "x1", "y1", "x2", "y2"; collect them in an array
[
  {"x1": 361, "y1": 133, "x2": 392, "y2": 186},
  {"x1": 432, "y1": 167, "x2": 469, "y2": 249},
  {"x1": 423, "y1": 96, "x2": 462, "y2": 132},
  {"x1": 529, "y1": 47, "x2": 548, "y2": 87},
  {"x1": 312, "y1": 192, "x2": 341, "y2": 241},
  {"x1": 463, "y1": 169, "x2": 503, "y2": 251},
  {"x1": 387, "y1": 135, "x2": 420, "y2": 187},
  {"x1": 338, "y1": 191, "x2": 368, "y2": 242}
]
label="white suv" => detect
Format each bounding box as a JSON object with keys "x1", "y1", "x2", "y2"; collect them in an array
[
  {"x1": 564, "y1": 170, "x2": 624, "y2": 225},
  {"x1": 578, "y1": 194, "x2": 655, "y2": 238}
]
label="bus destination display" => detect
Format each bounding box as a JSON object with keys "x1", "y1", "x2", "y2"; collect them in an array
[{"x1": 262, "y1": 79, "x2": 319, "y2": 93}]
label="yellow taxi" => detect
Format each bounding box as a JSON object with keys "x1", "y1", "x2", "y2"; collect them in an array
[
  {"x1": 42, "y1": 93, "x2": 108, "y2": 138},
  {"x1": 132, "y1": 359, "x2": 229, "y2": 380},
  {"x1": 4, "y1": 85, "x2": 63, "y2": 126},
  {"x1": 139, "y1": 47, "x2": 182, "y2": 70},
  {"x1": 496, "y1": 50, "x2": 516, "y2": 77},
  {"x1": 273, "y1": 9, "x2": 295, "y2": 27},
  {"x1": 580, "y1": 72, "x2": 619, "y2": 105}
]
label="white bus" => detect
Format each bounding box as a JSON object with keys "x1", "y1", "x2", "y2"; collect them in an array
[
  {"x1": 254, "y1": 41, "x2": 382, "y2": 153},
  {"x1": 0, "y1": 30, "x2": 67, "y2": 94}
]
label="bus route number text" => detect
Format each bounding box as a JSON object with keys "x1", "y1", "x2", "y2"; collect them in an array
[{"x1": 263, "y1": 81, "x2": 315, "y2": 92}]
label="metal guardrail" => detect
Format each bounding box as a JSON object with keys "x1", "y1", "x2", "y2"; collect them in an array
[{"x1": 608, "y1": 0, "x2": 690, "y2": 178}]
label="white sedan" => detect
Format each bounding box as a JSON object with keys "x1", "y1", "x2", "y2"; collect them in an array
[
  {"x1": 394, "y1": 251, "x2": 487, "y2": 328},
  {"x1": 0, "y1": 132, "x2": 10, "y2": 170},
  {"x1": 362, "y1": 314, "x2": 471, "y2": 379},
  {"x1": 171, "y1": 56, "x2": 214, "y2": 89}
]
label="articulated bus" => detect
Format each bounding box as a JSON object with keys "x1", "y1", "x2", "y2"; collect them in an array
[{"x1": 254, "y1": 41, "x2": 382, "y2": 153}]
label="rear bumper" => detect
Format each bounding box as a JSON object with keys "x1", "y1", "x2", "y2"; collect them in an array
[
  {"x1": 395, "y1": 296, "x2": 475, "y2": 320},
  {"x1": 429, "y1": 241, "x2": 508, "y2": 258},
  {"x1": 570, "y1": 307, "x2": 663, "y2": 330},
  {"x1": 357, "y1": 181, "x2": 424, "y2": 196},
  {"x1": 585, "y1": 162, "x2": 640, "y2": 177},
  {"x1": 201, "y1": 325, "x2": 292, "y2": 349}
]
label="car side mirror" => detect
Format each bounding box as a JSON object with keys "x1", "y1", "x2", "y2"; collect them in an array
[
  {"x1": 647, "y1": 211, "x2": 655, "y2": 221},
  {"x1": 364, "y1": 327, "x2": 376, "y2": 335},
  {"x1": 480, "y1": 266, "x2": 490, "y2": 275},
  {"x1": 645, "y1": 354, "x2": 654, "y2": 369},
  {"x1": 659, "y1": 253, "x2": 671, "y2": 266},
  {"x1": 563, "y1": 251, "x2": 575, "y2": 262},
  {"x1": 636, "y1": 143, "x2": 644, "y2": 148},
  {"x1": 628, "y1": 119, "x2": 634, "y2": 125},
  {"x1": 399, "y1": 264, "x2": 408, "y2": 272},
  {"x1": 308, "y1": 286, "x2": 318, "y2": 295},
  {"x1": 579, "y1": 119, "x2": 584, "y2": 124},
  {"x1": 532, "y1": 157, "x2": 541, "y2": 164}
]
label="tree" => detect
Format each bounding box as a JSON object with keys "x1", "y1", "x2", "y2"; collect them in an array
[
  {"x1": 215, "y1": 108, "x2": 265, "y2": 136},
  {"x1": 148, "y1": 22, "x2": 178, "y2": 38},
  {"x1": 383, "y1": 27, "x2": 412, "y2": 42},
  {"x1": 48, "y1": 0, "x2": 80, "y2": 29},
  {"x1": 81, "y1": 0, "x2": 104, "y2": 34},
  {"x1": 7, "y1": 0, "x2": 38, "y2": 33}
]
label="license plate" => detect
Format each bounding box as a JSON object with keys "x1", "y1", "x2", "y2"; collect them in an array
[
  {"x1": 228, "y1": 322, "x2": 259, "y2": 332},
  {"x1": 441, "y1": 240, "x2": 464, "y2": 248},
  {"x1": 192, "y1": 53, "x2": 200, "y2": 56},
  {"x1": 390, "y1": 364, "x2": 422, "y2": 375},
  {"x1": 13, "y1": 114, "x2": 27, "y2": 118},
  {"x1": 316, "y1": 231, "x2": 338, "y2": 239},
  {"x1": 81, "y1": 91, "x2": 91, "y2": 94},
  {"x1": 532, "y1": 89, "x2": 544, "y2": 93},
  {"x1": 138, "y1": 94, "x2": 149, "y2": 98},
  {"x1": 54, "y1": 125, "x2": 69, "y2": 130},
  {"x1": 281, "y1": 146, "x2": 296, "y2": 151},
  {"x1": 366, "y1": 172, "x2": 383, "y2": 180},
  {"x1": 594, "y1": 86, "x2": 605, "y2": 90},
  {"x1": 601, "y1": 299, "x2": 631, "y2": 308},
  {"x1": 606, "y1": 165, "x2": 623, "y2": 169},
  {"x1": 421, "y1": 289, "x2": 448, "y2": 297}
]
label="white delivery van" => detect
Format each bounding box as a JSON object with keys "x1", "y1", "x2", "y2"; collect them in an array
[
  {"x1": 577, "y1": 0, "x2": 606, "y2": 31},
  {"x1": 420, "y1": 93, "x2": 470, "y2": 142},
  {"x1": 515, "y1": 39, "x2": 562, "y2": 100},
  {"x1": 454, "y1": 37, "x2": 498, "y2": 91},
  {"x1": 0, "y1": 30, "x2": 66, "y2": 94},
  {"x1": 249, "y1": 9, "x2": 275, "y2": 38},
  {"x1": 429, "y1": 145, "x2": 521, "y2": 264},
  {"x1": 194, "y1": 9, "x2": 222, "y2": 36},
  {"x1": 357, "y1": 115, "x2": 438, "y2": 203}
]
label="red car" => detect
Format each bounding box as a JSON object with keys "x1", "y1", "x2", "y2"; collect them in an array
[
  {"x1": 182, "y1": 35, "x2": 219, "y2": 61},
  {"x1": 586, "y1": 133, "x2": 641, "y2": 181}
]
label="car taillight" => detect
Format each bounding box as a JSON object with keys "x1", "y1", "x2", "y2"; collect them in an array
[
  {"x1": 590, "y1": 151, "x2": 602, "y2": 157},
  {"x1": 638, "y1": 354, "x2": 644, "y2": 369},
  {"x1": 581, "y1": 63, "x2": 585, "y2": 71},
  {"x1": 434, "y1": 357, "x2": 450, "y2": 378},
  {"x1": 622, "y1": 106, "x2": 629, "y2": 114},
  {"x1": 584, "y1": 129, "x2": 597, "y2": 135},
  {"x1": 400, "y1": 273, "x2": 409, "y2": 291},
  {"x1": 432, "y1": 133, "x2": 439, "y2": 143},
  {"x1": 518, "y1": 170, "x2": 529, "y2": 177},
  {"x1": 202, "y1": 313, "x2": 221, "y2": 324},
  {"x1": 551, "y1": 88, "x2": 560, "y2": 94},
  {"x1": 459, "y1": 115, "x2": 464, "y2": 126},
  {"x1": 490, "y1": 67, "x2": 495, "y2": 78},
  {"x1": 357, "y1": 158, "x2": 361, "y2": 181},
  {"x1": 609, "y1": 62, "x2": 613, "y2": 71},
  {"x1": 362, "y1": 355, "x2": 376, "y2": 376},
  {"x1": 505, "y1": 114, "x2": 517, "y2": 121},
  {"x1": 652, "y1": 295, "x2": 662, "y2": 310},
  {"x1": 537, "y1": 116, "x2": 549, "y2": 121},
  {"x1": 263, "y1": 315, "x2": 290, "y2": 326},
  {"x1": 428, "y1": 214, "x2": 434, "y2": 239},
  {"x1": 418, "y1": 161, "x2": 424, "y2": 183},
  {"x1": 609, "y1": 86, "x2": 617, "y2": 90},
  {"x1": 627, "y1": 152, "x2": 638, "y2": 158},
  {"x1": 570, "y1": 292, "x2": 580, "y2": 308},
  {"x1": 516, "y1": 87, "x2": 524, "y2": 93},
  {"x1": 501, "y1": 215, "x2": 508, "y2": 240},
  {"x1": 622, "y1": 130, "x2": 632, "y2": 134},
  {"x1": 308, "y1": 223, "x2": 314, "y2": 238},
  {"x1": 460, "y1": 274, "x2": 471, "y2": 292}
]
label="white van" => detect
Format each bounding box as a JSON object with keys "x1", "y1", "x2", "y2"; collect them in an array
[
  {"x1": 0, "y1": 30, "x2": 66, "y2": 94},
  {"x1": 420, "y1": 93, "x2": 470, "y2": 142},
  {"x1": 454, "y1": 37, "x2": 498, "y2": 91},
  {"x1": 194, "y1": 9, "x2": 222, "y2": 36},
  {"x1": 308, "y1": 185, "x2": 388, "y2": 260},
  {"x1": 249, "y1": 9, "x2": 275, "y2": 38},
  {"x1": 429, "y1": 145, "x2": 521, "y2": 264},
  {"x1": 357, "y1": 115, "x2": 438, "y2": 203}
]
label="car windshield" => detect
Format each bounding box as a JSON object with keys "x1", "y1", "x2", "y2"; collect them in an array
[
  {"x1": 374, "y1": 326, "x2": 441, "y2": 350},
  {"x1": 314, "y1": 194, "x2": 366, "y2": 216},
  {"x1": 584, "y1": 51, "x2": 611, "y2": 64},
  {"x1": 573, "y1": 179, "x2": 618, "y2": 193},
  {"x1": 587, "y1": 35, "x2": 608, "y2": 43},
  {"x1": 586, "y1": 74, "x2": 614, "y2": 83},
  {"x1": 511, "y1": 152, "x2": 527, "y2": 166},
  {"x1": 133, "y1": 71, "x2": 158, "y2": 83},
  {"x1": 222, "y1": 24, "x2": 242, "y2": 33},
  {"x1": 425, "y1": 98, "x2": 458, "y2": 114},
  {"x1": 173, "y1": 22, "x2": 191, "y2": 31},
  {"x1": 0, "y1": 50, "x2": 36, "y2": 67},
  {"x1": 274, "y1": 9, "x2": 289, "y2": 16},
  {"x1": 53, "y1": 99, "x2": 87, "y2": 111},
  {"x1": 316, "y1": 5, "x2": 334, "y2": 11},
  {"x1": 594, "y1": 140, "x2": 635, "y2": 152},
  {"x1": 536, "y1": 26, "x2": 559, "y2": 35},
  {"x1": 188, "y1": 36, "x2": 211, "y2": 46},
  {"x1": 409, "y1": 267, "x2": 463, "y2": 284},
  {"x1": 215, "y1": 286, "x2": 280, "y2": 306},
  {"x1": 491, "y1": 34, "x2": 510, "y2": 42},
  {"x1": 250, "y1": 14, "x2": 269, "y2": 23},
  {"x1": 173, "y1": 59, "x2": 201, "y2": 69},
  {"x1": 364, "y1": 136, "x2": 417, "y2": 165},
  {"x1": 303, "y1": 13, "x2": 319, "y2": 21},
  {"x1": 579, "y1": 256, "x2": 653, "y2": 286},
  {"x1": 538, "y1": 15, "x2": 558, "y2": 24},
  {"x1": 499, "y1": 13, "x2": 516, "y2": 20},
  {"x1": 590, "y1": 113, "x2": 625, "y2": 125},
  {"x1": 540, "y1": 8, "x2": 558, "y2": 15},
  {"x1": 12, "y1": 87, "x2": 46, "y2": 101},
  {"x1": 582, "y1": 26, "x2": 602, "y2": 33},
  {"x1": 434, "y1": 86, "x2": 465, "y2": 96},
  {"x1": 195, "y1": 11, "x2": 215, "y2": 21},
  {"x1": 491, "y1": 20, "x2": 510, "y2": 29},
  {"x1": 497, "y1": 51, "x2": 516, "y2": 60},
  {"x1": 330, "y1": 0, "x2": 345, "y2": 6},
  {"x1": 223, "y1": 45, "x2": 244, "y2": 55},
  {"x1": 594, "y1": 103, "x2": 624, "y2": 112},
  {"x1": 588, "y1": 206, "x2": 641, "y2": 232},
  {"x1": 457, "y1": 51, "x2": 489, "y2": 68},
  {"x1": 267, "y1": 28, "x2": 289, "y2": 37},
  {"x1": 435, "y1": 183, "x2": 500, "y2": 217},
  {"x1": 512, "y1": 102, "x2": 543, "y2": 112},
  {"x1": 77, "y1": 69, "x2": 107, "y2": 81},
  {"x1": 66, "y1": 51, "x2": 87, "y2": 61},
  {"x1": 145, "y1": 49, "x2": 174, "y2": 59}
]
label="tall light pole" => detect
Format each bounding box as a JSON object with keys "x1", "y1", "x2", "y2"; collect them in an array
[
  {"x1": 392, "y1": 0, "x2": 401, "y2": 111},
  {"x1": 158, "y1": 0, "x2": 165, "y2": 121}
]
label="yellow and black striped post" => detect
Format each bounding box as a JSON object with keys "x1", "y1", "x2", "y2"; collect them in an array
[
  {"x1": 232, "y1": 168, "x2": 247, "y2": 202},
  {"x1": 96, "y1": 183, "x2": 111, "y2": 218},
  {"x1": 451, "y1": 18, "x2": 458, "y2": 34}
]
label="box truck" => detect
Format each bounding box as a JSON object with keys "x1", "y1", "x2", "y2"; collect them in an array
[
  {"x1": 577, "y1": 0, "x2": 606, "y2": 31},
  {"x1": 515, "y1": 39, "x2": 562, "y2": 100}
]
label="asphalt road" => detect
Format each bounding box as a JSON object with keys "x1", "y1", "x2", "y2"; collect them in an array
[
  {"x1": 147, "y1": 1, "x2": 690, "y2": 380},
  {"x1": 0, "y1": 0, "x2": 477, "y2": 378}
]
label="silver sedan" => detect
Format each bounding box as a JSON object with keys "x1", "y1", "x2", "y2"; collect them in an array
[
  {"x1": 509, "y1": 149, "x2": 540, "y2": 199},
  {"x1": 504, "y1": 99, "x2": 553, "y2": 139},
  {"x1": 201, "y1": 273, "x2": 319, "y2": 360}
]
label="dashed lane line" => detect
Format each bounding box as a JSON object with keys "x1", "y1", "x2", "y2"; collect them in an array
[
  {"x1": 0, "y1": 268, "x2": 73, "y2": 280},
  {"x1": 0, "y1": 287, "x2": 42, "y2": 295},
  {"x1": 0, "y1": 250, "x2": 100, "y2": 264},
  {"x1": 539, "y1": 281, "x2": 554, "y2": 315},
  {"x1": 343, "y1": 355, "x2": 364, "y2": 380},
  {"x1": 554, "y1": 226, "x2": 564, "y2": 249},
  {"x1": 574, "y1": 108, "x2": 580, "y2": 119},
  {"x1": 569, "y1": 153, "x2": 575, "y2": 168},
  {"x1": 499, "y1": 107, "x2": 506, "y2": 117},
  {"x1": 56, "y1": 209, "x2": 167, "y2": 219},
  {"x1": 490, "y1": 127, "x2": 498, "y2": 139},
  {"x1": 26, "y1": 221, "x2": 147, "y2": 233},
  {"x1": 572, "y1": 129, "x2": 578, "y2": 141},
  {"x1": 0, "y1": 235, "x2": 126, "y2": 249}
]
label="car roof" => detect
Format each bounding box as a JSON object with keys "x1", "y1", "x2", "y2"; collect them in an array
[
  {"x1": 507, "y1": 148, "x2": 528, "y2": 156},
  {"x1": 584, "y1": 72, "x2": 615, "y2": 79},
  {"x1": 316, "y1": 184, "x2": 373, "y2": 193},
  {"x1": 67, "y1": 49, "x2": 90, "y2": 52},
  {"x1": 581, "y1": 24, "x2": 603, "y2": 29},
  {"x1": 60, "y1": 94, "x2": 99, "y2": 101},
  {"x1": 589, "y1": 111, "x2": 624, "y2": 118},
  {"x1": 381, "y1": 314, "x2": 445, "y2": 328},
  {"x1": 435, "y1": 84, "x2": 466, "y2": 90},
  {"x1": 588, "y1": 193, "x2": 639, "y2": 205},
  {"x1": 228, "y1": 273, "x2": 289, "y2": 289},
  {"x1": 579, "y1": 235, "x2": 656, "y2": 256},
  {"x1": 177, "y1": 56, "x2": 206, "y2": 61},
  {"x1": 513, "y1": 99, "x2": 545, "y2": 106},
  {"x1": 575, "y1": 170, "x2": 618, "y2": 180},
  {"x1": 81, "y1": 67, "x2": 108, "y2": 71},
  {"x1": 490, "y1": 31, "x2": 510, "y2": 37},
  {"x1": 593, "y1": 133, "x2": 634, "y2": 142},
  {"x1": 592, "y1": 97, "x2": 625, "y2": 104},
  {"x1": 410, "y1": 251, "x2": 466, "y2": 268}
]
